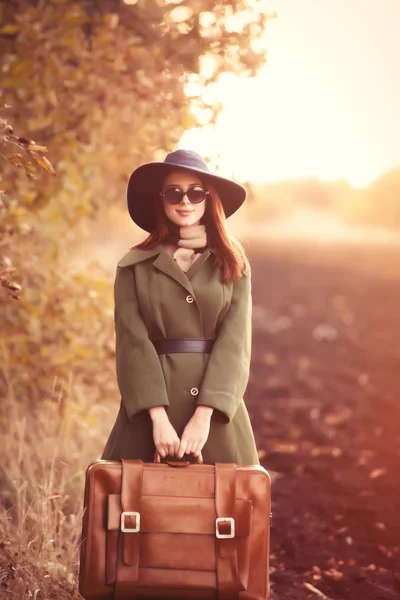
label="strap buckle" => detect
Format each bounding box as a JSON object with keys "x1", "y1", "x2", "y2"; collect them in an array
[
  {"x1": 121, "y1": 511, "x2": 140, "y2": 533},
  {"x1": 215, "y1": 517, "x2": 235, "y2": 539}
]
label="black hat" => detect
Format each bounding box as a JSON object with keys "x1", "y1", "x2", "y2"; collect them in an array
[{"x1": 127, "y1": 149, "x2": 246, "y2": 232}]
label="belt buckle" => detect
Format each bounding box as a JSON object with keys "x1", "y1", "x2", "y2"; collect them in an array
[
  {"x1": 121, "y1": 511, "x2": 140, "y2": 533},
  {"x1": 215, "y1": 517, "x2": 235, "y2": 539}
]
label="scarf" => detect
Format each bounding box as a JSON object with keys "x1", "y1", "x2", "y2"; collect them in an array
[{"x1": 165, "y1": 222, "x2": 208, "y2": 272}]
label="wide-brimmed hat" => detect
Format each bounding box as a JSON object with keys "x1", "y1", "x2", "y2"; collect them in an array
[{"x1": 127, "y1": 149, "x2": 246, "y2": 232}]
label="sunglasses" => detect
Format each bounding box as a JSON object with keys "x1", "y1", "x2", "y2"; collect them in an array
[{"x1": 160, "y1": 185, "x2": 209, "y2": 205}]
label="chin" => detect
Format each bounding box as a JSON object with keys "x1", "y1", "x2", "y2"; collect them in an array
[{"x1": 175, "y1": 216, "x2": 198, "y2": 226}]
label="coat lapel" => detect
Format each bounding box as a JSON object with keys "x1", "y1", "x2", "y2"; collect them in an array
[
  {"x1": 185, "y1": 248, "x2": 213, "y2": 280},
  {"x1": 117, "y1": 246, "x2": 162, "y2": 268},
  {"x1": 153, "y1": 248, "x2": 195, "y2": 296},
  {"x1": 117, "y1": 243, "x2": 214, "y2": 298}
]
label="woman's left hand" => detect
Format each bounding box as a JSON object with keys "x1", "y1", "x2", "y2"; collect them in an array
[{"x1": 177, "y1": 405, "x2": 213, "y2": 459}]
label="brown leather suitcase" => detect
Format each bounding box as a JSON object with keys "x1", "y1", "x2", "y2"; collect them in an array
[{"x1": 78, "y1": 457, "x2": 272, "y2": 600}]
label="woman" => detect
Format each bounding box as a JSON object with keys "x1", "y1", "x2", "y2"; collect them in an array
[{"x1": 101, "y1": 149, "x2": 259, "y2": 466}]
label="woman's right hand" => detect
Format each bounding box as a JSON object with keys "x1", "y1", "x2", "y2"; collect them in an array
[{"x1": 148, "y1": 406, "x2": 180, "y2": 458}]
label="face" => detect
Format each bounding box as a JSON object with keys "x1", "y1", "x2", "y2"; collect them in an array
[{"x1": 161, "y1": 170, "x2": 207, "y2": 228}]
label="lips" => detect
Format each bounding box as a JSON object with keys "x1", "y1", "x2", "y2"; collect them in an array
[{"x1": 176, "y1": 211, "x2": 193, "y2": 215}]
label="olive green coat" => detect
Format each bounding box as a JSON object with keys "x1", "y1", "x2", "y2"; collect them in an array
[{"x1": 101, "y1": 244, "x2": 259, "y2": 465}]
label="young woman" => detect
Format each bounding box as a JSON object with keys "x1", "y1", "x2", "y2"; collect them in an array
[{"x1": 101, "y1": 149, "x2": 259, "y2": 465}]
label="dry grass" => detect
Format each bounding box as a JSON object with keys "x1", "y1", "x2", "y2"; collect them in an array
[
  {"x1": 0, "y1": 380, "x2": 116, "y2": 600},
  {"x1": 0, "y1": 203, "x2": 133, "y2": 600}
]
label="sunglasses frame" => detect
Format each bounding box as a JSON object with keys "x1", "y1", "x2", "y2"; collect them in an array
[{"x1": 159, "y1": 185, "x2": 210, "y2": 205}]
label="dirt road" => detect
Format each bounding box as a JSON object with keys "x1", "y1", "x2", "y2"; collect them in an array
[{"x1": 247, "y1": 240, "x2": 400, "y2": 600}]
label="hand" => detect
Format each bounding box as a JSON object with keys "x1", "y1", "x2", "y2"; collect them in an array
[
  {"x1": 177, "y1": 406, "x2": 213, "y2": 459},
  {"x1": 149, "y1": 407, "x2": 180, "y2": 458}
]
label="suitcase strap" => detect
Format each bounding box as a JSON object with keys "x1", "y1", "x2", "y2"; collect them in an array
[
  {"x1": 115, "y1": 459, "x2": 143, "y2": 600},
  {"x1": 114, "y1": 461, "x2": 241, "y2": 600},
  {"x1": 215, "y1": 463, "x2": 240, "y2": 600}
]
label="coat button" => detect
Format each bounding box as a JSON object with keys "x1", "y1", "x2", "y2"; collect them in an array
[
  {"x1": 190, "y1": 387, "x2": 199, "y2": 396},
  {"x1": 186, "y1": 295, "x2": 194, "y2": 304}
]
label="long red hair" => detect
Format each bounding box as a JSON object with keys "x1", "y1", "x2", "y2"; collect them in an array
[{"x1": 130, "y1": 177, "x2": 249, "y2": 283}]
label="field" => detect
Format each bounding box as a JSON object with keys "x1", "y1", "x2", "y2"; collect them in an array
[{"x1": 247, "y1": 240, "x2": 400, "y2": 599}]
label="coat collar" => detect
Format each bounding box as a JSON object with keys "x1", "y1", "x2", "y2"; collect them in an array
[
  {"x1": 117, "y1": 244, "x2": 215, "y2": 268},
  {"x1": 117, "y1": 245, "x2": 164, "y2": 268}
]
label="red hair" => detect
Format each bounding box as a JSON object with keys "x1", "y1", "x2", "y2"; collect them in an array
[{"x1": 131, "y1": 178, "x2": 249, "y2": 283}]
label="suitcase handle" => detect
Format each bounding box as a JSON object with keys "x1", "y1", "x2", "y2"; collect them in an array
[{"x1": 154, "y1": 450, "x2": 203, "y2": 467}]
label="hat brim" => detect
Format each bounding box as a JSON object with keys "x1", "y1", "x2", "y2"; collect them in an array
[{"x1": 127, "y1": 162, "x2": 246, "y2": 233}]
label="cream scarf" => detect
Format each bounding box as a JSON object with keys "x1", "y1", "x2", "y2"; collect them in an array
[{"x1": 164, "y1": 223, "x2": 207, "y2": 272}]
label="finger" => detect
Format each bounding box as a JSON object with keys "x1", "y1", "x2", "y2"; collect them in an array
[
  {"x1": 169, "y1": 432, "x2": 180, "y2": 457},
  {"x1": 196, "y1": 438, "x2": 206, "y2": 456},
  {"x1": 177, "y1": 439, "x2": 188, "y2": 459},
  {"x1": 186, "y1": 441, "x2": 198, "y2": 456},
  {"x1": 192, "y1": 442, "x2": 202, "y2": 458},
  {"x1": 168, "y1": 442, "x2": 177, "y2": 457},
  {"x1": 172, "y1": 438, "x2": 180, "y2": 456},
  {"x1": 158, "y1": 447, "x2": 166, "y2": 458},
  {"x1": 177, "y1": 439, "x2": 187, "y2": 459}
]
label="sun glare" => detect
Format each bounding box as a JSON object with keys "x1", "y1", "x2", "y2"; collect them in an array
[{"x1": 180, "y1": 0, "x2": 400, "y2": 190}]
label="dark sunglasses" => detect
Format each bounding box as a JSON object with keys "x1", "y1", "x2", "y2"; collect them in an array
[{"x1": 160, "y1": 185, "x2": 209, "y2": 205}]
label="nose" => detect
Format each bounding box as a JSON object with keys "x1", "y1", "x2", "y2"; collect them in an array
[{"x1": 179, "y1": 193, "x2": 191, "y2": 206}]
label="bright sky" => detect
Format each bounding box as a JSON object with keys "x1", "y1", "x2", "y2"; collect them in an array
[{"x1": 180, "y1": 0, "x2": 400, "y2": 189}]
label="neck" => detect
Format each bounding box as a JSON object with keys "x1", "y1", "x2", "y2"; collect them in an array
[{"x1": 165, "y1": 221, "x2": 182, "y2": 244}]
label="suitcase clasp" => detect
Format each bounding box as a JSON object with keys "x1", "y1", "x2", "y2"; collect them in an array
[
  {"x1": 121, "y1": 511, "x2": 140, "y2": 533},
  {"x1": 215, "y1": 517, "x2": 235, "y2": 539}
]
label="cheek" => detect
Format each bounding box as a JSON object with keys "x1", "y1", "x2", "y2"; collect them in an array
[
  {"x1": 163, "y1": 201, "x2": 173, "y2": 218},
  {"x1": 197, "y1": 202, "x2": 206, "y2": 218}
]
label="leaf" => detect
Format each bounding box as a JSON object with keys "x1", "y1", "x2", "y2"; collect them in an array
[
  {"x1": 261, "y1": 410, "x2": 275, "y2": 422},
  {"x1": 0, "y1": 24, "x2": 20, "y2": 35},
  {"x1": 31, "y1": 154, "x2": 57, "y2": 176},
  {"x1": 304, "y1": 582, "x2": 334, "y2": 599},
  {"x1": 0, "y1": 266, "x2": 15, "y2": 277},
  {"x1": 104, "y1": 13, "x2": 119, "y2": 29},
  {"x1": 6, "y1": 281, "x2": 22, "y2": 292},
  {"x1": 8, "y1": 154, "x2": 24, "y2": 166},
  {"x1": 370, "y1": 468, "x2": 387, "y2": 479},
  {"x1": 324, "y1": 568, "x2": 343, "y2": 581},
  {"x1": 271, "y1": 442, "x2": 298, "y2": 454},
  {"x1": 16, "y1": 136, "x2": 35, "y2": 146},
  {"x1": 26, "y1": 144, "x2": 48, "y2": 153},
  {"x1": 377, "y1": 544, "x2": 393, "y2": 557},
  {"x1": 23, "y1": 161, "x2": 39, "y2": 179},
  {"x1": 311, "y1": 446, "x2": 342, "y2": 457},
  {"x1": 324, "y1": 408, "x2": 352, "y2": 426},
  {"x1": 262, "y1": 352, "x2": 278, "y2": 366}
]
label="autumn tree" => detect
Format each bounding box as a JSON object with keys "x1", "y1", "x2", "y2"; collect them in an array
[{"x1": 0, "y1": 0, "x2": 271, "y2": 222}]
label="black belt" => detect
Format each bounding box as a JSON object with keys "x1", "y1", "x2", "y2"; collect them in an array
[{"x1": 152, "y1": 338, "x2": 215, "y2": 354}]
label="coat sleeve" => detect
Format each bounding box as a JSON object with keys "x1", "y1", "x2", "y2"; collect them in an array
[
  {"x1": 196, "y1": 266, "x2": 252, "y2": 423},
  {"x1": 114, "y1": 265, "x2": 169, "y2": 420}
]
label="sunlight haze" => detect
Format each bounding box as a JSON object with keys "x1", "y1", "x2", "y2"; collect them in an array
[{"x1": 180, "y1": 0, "x2": 400, "y2": 189}]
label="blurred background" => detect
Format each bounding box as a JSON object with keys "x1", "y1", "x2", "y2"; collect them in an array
[{"x1": 1, "y1": 1, "x2": 400, "y2": 599}]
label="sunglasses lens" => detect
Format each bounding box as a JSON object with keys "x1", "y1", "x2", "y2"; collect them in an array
[
  {"x1": 187, "y1": 188, "x2": 206, "y2": 203},
  {"x1": 163, "y1": 186, "x2": 207, "y2": 204},
  {"x1": 164, "y1": 189, "x2": 183, "y2": 204}
]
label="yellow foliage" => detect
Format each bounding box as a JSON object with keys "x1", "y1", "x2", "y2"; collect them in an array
[
  {"x1": 32, "y1": 154, "x2": 57, "y2": 176},
  {"x1": 0, "y1": 23, "x2": 20, "y2": 34}
]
